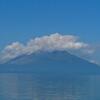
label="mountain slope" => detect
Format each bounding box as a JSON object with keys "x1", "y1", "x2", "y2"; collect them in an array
[{"x1": 0, "y1": 51, "x2": 100, "y2": 74}]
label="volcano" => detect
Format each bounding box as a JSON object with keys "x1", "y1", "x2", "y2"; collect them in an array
[{"x1": 0, "y1": 51, "x2": 100, "y2": 74}]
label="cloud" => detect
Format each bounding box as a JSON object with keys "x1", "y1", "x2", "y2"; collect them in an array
[
  {"x1": 0, "y1": 33, "x2": 91, "y2": 63},
  {"x1": 0, "y1": 42, "x2": 25, "y2": 63}
]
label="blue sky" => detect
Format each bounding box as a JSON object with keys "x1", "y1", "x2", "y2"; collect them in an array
[{"x1": 0, "y1": 0, "x2": 100, "y2": 64}]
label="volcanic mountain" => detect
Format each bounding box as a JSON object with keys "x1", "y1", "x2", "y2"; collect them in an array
[{"x1": 0, "y1": 51, "x2": 100, "y2": 74}]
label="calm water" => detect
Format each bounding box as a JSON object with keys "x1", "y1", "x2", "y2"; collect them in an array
[{"x1": 0, "y1": 73, "x2": 100, "y2": 100}]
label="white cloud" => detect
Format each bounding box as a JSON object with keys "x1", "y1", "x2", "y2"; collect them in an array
[
  {"x1": 0, "y1": 42, "x2": 25, "y2": 63},
  {"x1": 0, "y1": 33, "x2": 90, "y2": 63}
]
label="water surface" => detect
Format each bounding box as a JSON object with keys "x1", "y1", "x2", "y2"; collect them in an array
[{"x1": 0, "y1": 73, "x2": 99, "y2": 100}]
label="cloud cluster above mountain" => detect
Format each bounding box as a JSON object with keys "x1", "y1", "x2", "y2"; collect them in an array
[{"x1": 0, "y1": 33, "x2": 93, "y2": 63}]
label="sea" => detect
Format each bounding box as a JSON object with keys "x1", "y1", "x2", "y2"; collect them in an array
[{"x1": 0, "y1": 73, "x2": 100, "y2": 100}]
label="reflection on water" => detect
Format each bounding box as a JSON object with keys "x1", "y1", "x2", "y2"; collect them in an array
[{"x1": 0, "y1": 73, "x2": 100, "y2": 100}]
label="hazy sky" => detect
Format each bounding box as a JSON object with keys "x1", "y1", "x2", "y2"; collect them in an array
[{"x1": 0, "y1": 0, "x2": 100, "y2": 64}]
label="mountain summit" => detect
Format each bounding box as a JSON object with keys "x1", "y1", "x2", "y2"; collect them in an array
[{"x1": 0, "y1": 51, "x2": 100, "y2": 74}]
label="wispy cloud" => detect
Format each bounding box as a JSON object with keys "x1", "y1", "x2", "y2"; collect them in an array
[{"x1": 0, "y1": 33, "x2": 94, "y2": 63}]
